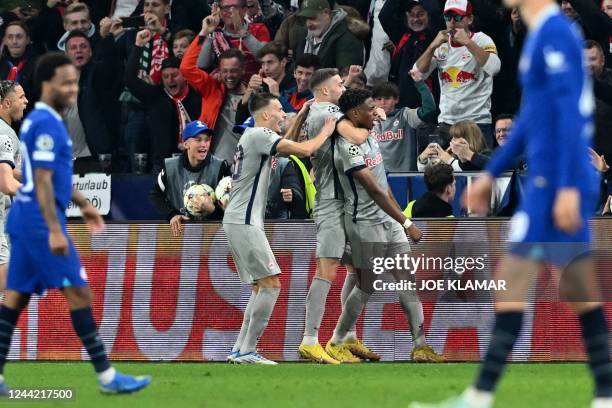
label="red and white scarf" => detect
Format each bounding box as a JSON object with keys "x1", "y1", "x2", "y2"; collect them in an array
[
  {"x1": 139, "y1": 20, "x2": 169, "y2": 85},
  {"x1": 164, "y1": 85, "x2": 192, "y2": 144}
]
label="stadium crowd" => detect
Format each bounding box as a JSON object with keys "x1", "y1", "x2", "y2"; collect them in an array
[{"x1": 1, "y1": 0, "x2": 611, "y2": 220}]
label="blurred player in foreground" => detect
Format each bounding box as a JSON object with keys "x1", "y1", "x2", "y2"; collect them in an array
[
  {"x1": 325, "y1": 89, "x2": 444, "y2": 363},
  {"x1": 0, "y1": 80, "x2": 27, "y2": 291},
  {"x1": 0, "y1": 53, "x2": 151, "y2": 395},
  {"x1": 223, "y1": 93, "x2": 337, "y2": 365},
  {"x1": 410, "y1": 0, "x2": 612, "y2": 405}
]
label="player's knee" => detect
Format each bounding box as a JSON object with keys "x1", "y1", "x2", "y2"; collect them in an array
[
  {"x1": 316, "y1": 258, "x2": 340, "y2": 281},
  {"x1": 257, "y1": 275, "x2": 281, "y2": 289},
  {"x1": 2, "y1": 290, "x2": 30, "y2": 311},
  {"x1": 62, "y1": 286, "x2": 92, "y2": 309}
]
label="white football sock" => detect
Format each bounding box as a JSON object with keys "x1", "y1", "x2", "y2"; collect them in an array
[
  {"x1": 345, "y1": 331, "x2": 358, "y2": 342},
  {"x1": 301, "y1": 335, "x2": 318, "y2": 346},
  {"x1": 98, "y1": 367, "x2": 116, "y2": 385},
  {"x1": 462, "y1": 387, "x2": 493, "y2": 408}
]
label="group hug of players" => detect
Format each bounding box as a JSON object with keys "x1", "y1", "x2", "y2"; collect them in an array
[{"x1": 221, "y1": 68, "x2": 444, "y2": 365}]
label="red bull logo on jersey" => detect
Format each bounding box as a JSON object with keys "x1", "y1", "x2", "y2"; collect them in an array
[
  {"x1": 365, "y1": 152, "x2": 383, "y2": 168},
  {"x1": 376, "y1": 129, "x2": 404, "y2": 142},
  {"x1": 440, "y1": 66, "x2": 477, "y2": 88}
]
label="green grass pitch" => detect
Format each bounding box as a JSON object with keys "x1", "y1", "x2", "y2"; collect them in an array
[{"x1": 3, "y1": 362, "x2": 594, "y2": 407}]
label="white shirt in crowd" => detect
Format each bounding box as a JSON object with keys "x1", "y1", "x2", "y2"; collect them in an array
[{"x1": 418, "y1": 32, "x2": 501, "y2": 125}]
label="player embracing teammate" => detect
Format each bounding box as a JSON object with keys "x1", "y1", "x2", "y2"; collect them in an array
[
  {"x1": 223, "y1": 93, "x2": 338, "y2": 364},
  {"x1": 323, "y1": 89, "x2": 445, "y2": 364}
]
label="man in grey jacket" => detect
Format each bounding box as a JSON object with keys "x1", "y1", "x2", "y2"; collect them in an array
[{"x1": 288, "y1": 0, "x2": 364, "y2": 70}]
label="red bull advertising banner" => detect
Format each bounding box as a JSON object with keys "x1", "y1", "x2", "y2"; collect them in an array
[{"x1": 6, "y1": 220, "x2": 612, "y2": 362}]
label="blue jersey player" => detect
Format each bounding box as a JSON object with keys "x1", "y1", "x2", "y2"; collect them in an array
[
  {"x1": 410, "y1": 0, "x2": 611, "y2": 406},
  {"x1": 0, "y1": 53, "x2": 151, "y2": 395}
]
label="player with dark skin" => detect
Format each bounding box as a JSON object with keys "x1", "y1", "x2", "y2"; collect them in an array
[
  {"x1": 0, "y1": 54, "x2": 150, "y2": 395},
  {"x1": 340, "y1": 96, "x2": 421, "y2": 242},
  {"x1": 2, "y1": 63, "x2": 104, "y2": 313}
]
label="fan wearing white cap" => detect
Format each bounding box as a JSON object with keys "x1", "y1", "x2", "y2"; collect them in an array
[{"x1": 414, "y1": 0, "x2": 501, "y2": 148}]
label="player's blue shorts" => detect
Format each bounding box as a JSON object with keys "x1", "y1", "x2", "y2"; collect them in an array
[
  {"x1": 6, "y1": 234, "x2": 88, "y2": 295},
  {"x1": 508, "y1": 185, "x2": 597, "y2": 268}
]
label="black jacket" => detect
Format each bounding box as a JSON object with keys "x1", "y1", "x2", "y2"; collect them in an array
[
  {"x1": 125, "y1": 45, "x2": 202, "y2": 172},
  {"x1": 0, "y1": 46, "x2": 38, "y2": 104},
  {"x1": 379, "y1": 0, "x2": 438, "y2": 109},
  {"x1": 457, "y1": 150, "x2": 491, "y2": 171},
  {"x1": 594, "y1": 68, "x2": 612, "y2": 164},
  {"x1": 412, "y1": 191, "x2": 453, "y2": 218},
  {"x1": 77, "y1": 34, "x2": 122, "y2": 157},
  {"x1": 568, "y1": 0, "x2": 612, "y2": 68},
  {"x1": 470, "y1": 0, "x2": 525, "y2": 115}
]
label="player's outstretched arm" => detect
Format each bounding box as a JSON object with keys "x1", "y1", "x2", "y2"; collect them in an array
[
  {"x1": 35, "y1": 168, "x2": 68, "y2": 255},
  {"x1": 337, "y1": 119, "x2": 368, "y2": 145},
  {"x1": 72, "y1": 189, "x2": 106, "y2": 234},
  {"x1": 0, "y1": 163, "x2": 22, "y2": 195},
  {"x1": 277, "y1": 116, "x2": 336, "y2": 158}
]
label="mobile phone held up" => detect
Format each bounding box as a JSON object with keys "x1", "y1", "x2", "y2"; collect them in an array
[{"x1": 122, "y1": 15, "x2": 146, "y2": 29}]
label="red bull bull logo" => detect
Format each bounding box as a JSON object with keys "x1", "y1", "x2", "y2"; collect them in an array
[{"x1": 441, "y1": 66, "x2": 477, "y2": 88}]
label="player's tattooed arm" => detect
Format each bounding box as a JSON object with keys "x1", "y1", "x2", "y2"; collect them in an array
[
  {"x1": 277, "y1": 116, "x2": 336, "y2": 158},
  {"x1": 0, "y1": 163, "x2": 22, "y2": 195},
  {"x1": 337, "y1": 119, "x2": 368, "y2": 145}
]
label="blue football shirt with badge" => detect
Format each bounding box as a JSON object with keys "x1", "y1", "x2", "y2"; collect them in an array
[{"x1": 6, "y1": 102, "x2": 74, "y2": 238}]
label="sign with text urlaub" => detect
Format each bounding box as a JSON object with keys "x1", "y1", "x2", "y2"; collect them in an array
[{"x1": 66, "y1": 173, "x2": 111, "y2": 217}]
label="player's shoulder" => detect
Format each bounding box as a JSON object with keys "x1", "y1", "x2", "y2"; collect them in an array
[
  {"x1": 312, "y1": 102, "x2": 341, "y2": 116},
  {"x1": 538, "y1": 11, "x2": 578, "y2": 43},
  {"x1": 0, "y1": 120, "x2": 17, "y2": 140},
  {"x1": 337, "y1": 136, "x2": 362, "y2": 155},
  {"x1": 243, "y1": 126, "x2": 280, "y2": 141},
  {"x1": 22, "y1": 105, "x2": 64, "y2": 136}
]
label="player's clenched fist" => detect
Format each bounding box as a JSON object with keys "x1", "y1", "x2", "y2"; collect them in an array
[
  {"x1": 406, "y1": 224, "x2": 422, "y2": 243},
  {"x1": 81, "y1": 202, "x2": 105, "y2": 234},
  {"x1": 553, "y1": 188, "x2": 582, "y2": 234}
]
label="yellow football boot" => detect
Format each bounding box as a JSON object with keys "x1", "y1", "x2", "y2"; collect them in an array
[
  {"x1": 411, "y1": 345, "x2": 446, "y2": 363},
  {"x1": 344, "y1": 339, "x2": 381, "y2": 361},
  {"x1": 298, "y1": 343, "x2": 341, "y2": 364},
  {"x1": 325, "y1": 340, "x2": 361, "y2": 363}
]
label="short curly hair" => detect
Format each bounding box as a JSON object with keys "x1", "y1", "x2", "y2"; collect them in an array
[{"x1": 338, "y1": 88, "x2": 371, "y2": 114}]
